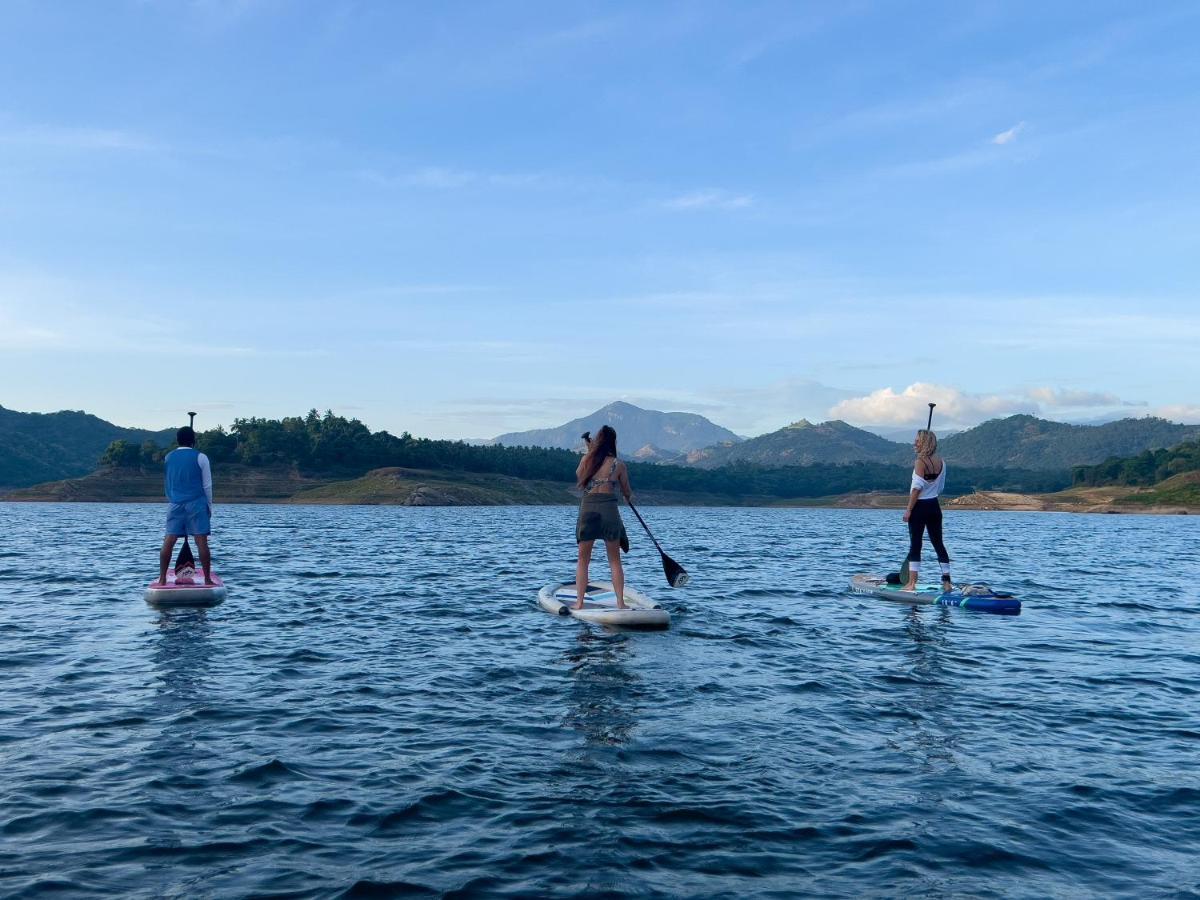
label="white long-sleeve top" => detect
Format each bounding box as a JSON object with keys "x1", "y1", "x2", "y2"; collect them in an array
[{"x1": 197, "y1": 452, "x2": 213, "y2": 508}]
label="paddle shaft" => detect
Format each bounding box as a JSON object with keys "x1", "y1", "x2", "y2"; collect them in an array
[{"x1": 628, "y1": 500, "x2": 666, "y2": 556}]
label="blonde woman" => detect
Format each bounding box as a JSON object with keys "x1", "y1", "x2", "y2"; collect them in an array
[
  {"x1": 574, "y1": 425, "x2": 632, "y2": 609},
  {"x1": 902, "y1": 429, "x2": 951, "y2": 592}
]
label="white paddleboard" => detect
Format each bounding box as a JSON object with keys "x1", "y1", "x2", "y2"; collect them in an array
[
  {"x1": 538, "y1": 581, "x2": 670, "y2": 630},
  {"x1": 145, "y1": 571, "x2": 227, "y2": 608}
]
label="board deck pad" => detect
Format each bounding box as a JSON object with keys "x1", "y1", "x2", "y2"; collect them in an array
[{"x1": 553, "y1": 584, "x2": 625, "y2": 609}]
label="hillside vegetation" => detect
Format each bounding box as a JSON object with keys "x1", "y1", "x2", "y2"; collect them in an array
[
  {"x1": 10, "y1": 409, "x2": 1070, "y2": 503},
  {"x1": 0, "y1": 405, "x2": 174, "y2": 487},
  {"x1": 687, "y1": 419, "x2": 908, "y2": 468},
  {"x1": 941, "y1": 415, "x2": 1200, "y2": 470},
  {"x1": 1069, "y1": 439, "x2": 1200, "y2": 507}
]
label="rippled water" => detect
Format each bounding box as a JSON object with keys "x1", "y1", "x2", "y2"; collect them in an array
[{"x1": 1, "y1": 502, "x2": 1198, "y2": 898}]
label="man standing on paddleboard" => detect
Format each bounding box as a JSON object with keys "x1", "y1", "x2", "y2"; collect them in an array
[{"x1": 156, "y1": 426, "x2": 215, "y2": 587}]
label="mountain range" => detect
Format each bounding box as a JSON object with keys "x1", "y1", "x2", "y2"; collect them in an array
[
  {"x1": 4, "y1": 401, "x2": 1200, "y2": 491},
  {"x1": 491, "y1": 401, "x2": 742, "y2": 458},
  {"x1": 494, "y1": 403, "x2": 1200, "y2": 472}
]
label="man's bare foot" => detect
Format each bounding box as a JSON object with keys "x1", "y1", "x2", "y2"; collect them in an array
[
  {"x1": 573, "y1": 601, "x2": 584, "y2": 610},
  {"x1": 205, "y1": 579, "x2": 216, "y2": 586},
  {"x1": 902, "y1": 582, "x2": 918, "y2": 592}
]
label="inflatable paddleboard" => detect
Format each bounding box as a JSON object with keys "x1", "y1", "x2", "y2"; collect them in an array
[
  {"x1": 145, "y1": 571, "x2": 227, "y2": 608},
  {"x1": 538, "y1": 581, "x2": 670, "y2": 630},
  {"x1": 849, "y1": 574, "x2": 1020, "y2": 615}
]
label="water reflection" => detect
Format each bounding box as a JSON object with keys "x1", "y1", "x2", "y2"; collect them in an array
[
  {"x1": 562, "y1": 630, "x2": 641, "y2": 748},
  {"x1": 892, "y1": 606, "x2": 963, "y2": 768},
  {"x1": 142, "y1": 609, "x2": 219, "y2": 853}
]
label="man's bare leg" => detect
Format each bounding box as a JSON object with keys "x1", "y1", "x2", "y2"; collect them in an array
[
  {"x1": 194, "y1": 534, "x2": 214, "y2": 585},
  {"x1": 159, "y1": 535, "x2": 179, "y2": 586}
]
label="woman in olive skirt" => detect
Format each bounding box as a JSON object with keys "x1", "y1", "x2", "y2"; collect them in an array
[{"x1": 574, "y1": 425, "x2": 633, "y2": 610}]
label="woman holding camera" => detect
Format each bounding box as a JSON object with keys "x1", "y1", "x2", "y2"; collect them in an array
[{"x1": 574, "y1": 425, "x2": 632, "y2": 610}]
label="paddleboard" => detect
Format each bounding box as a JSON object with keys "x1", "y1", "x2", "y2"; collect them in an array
[
  {"x1": 849, "y1": 574, "x2": 1020, "y2": 615},
  {"x1": 538, "y1": 581, "x2": 670, "y2": 630},
  {"x1": 145, "y1": 571, "x2": 227, "y2": 608}
]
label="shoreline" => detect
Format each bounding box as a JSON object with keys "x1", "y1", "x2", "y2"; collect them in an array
[
  {"x1": 2, "y1": 493, "x2": 1194, "y2": 515},
  {"x1": 2, "y1": 466, "x2": 1195, "y2": 515}
]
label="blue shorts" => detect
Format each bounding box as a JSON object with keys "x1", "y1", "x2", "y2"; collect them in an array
[{"x1": 166, "y1": 497, "x2": 211, "y2": 536}]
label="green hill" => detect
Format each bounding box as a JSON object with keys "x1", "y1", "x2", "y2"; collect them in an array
[
  {"x1": 939, "y1": 415, "x2": 1200, "y2": 470},
  {"x1": 686, "y1": 419, "x2": 909, "y2": 468},
  {"x1": 1072, "y1": 439, "x2": 1200, "y2": 488},
  {"x1": 1121, "y1": 470, "x2": 1200, "y2": 506},
  {"x1": 0, "y1": 405, "x2": 175, "y2": 488}
]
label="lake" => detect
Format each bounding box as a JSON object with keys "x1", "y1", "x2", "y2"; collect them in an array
[{"x1": 1, "y1": 502, "x2": 1197, "y2": 898}]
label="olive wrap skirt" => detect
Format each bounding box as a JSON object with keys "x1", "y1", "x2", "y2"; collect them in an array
[{"x1": 575, "y1": 493, "x2": 629, "y2": 552}]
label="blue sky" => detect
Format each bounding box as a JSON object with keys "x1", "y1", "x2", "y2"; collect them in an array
[{"x1": 2, "y1": 0, "x2": 1198, "y2": 438}]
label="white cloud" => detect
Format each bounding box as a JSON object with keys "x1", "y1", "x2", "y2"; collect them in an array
[
  {"x1": 662, "y1": 190, "x2": 754, "y2": 211},
  {"x1": 992, "y1": 121, "x2": 1026, "y2": 145},
  {"x1": 829, "y1": 381, "x2": 1157, "y2": 429},
  {"x1": 830, "y1": 383, "x2": 1032, "y2": 428}
]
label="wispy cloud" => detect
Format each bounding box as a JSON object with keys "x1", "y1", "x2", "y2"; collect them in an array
[
  {"x1": 662, "y1": 190, "x2": 753, "y2": 211},
  {"x1": 357, "y1": 165, "x2": 567, "y2": 192},
  {"x1": 1153, "y1": 404, "x2": 1200, "y2": 424},
  {"x1": 992, "y1": 121, "x2": 1026, "y2": 145},
  {"x1": 0, "y1": 122, "x2": 161, "y2": 153},
  {"x1": 1026, "y1": 387, "x2": 1139, "y2": 409},
  {"x1": 0, "y1": 275, "x2": 322, "y2": 358}
]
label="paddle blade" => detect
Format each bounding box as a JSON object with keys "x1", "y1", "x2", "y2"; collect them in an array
[
  {"x1": 174, "y1": 538, "x2": 196, "y2": 578},
  {"x1": 662, "y1": 553, "x2": 689, "y2": 588},
  {"x1": 899, "y1": 559, "x2": 910, "y2": 586}
]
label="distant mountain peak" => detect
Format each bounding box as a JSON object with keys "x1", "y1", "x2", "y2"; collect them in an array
[{"x1": 493, "y1": 401, "x2": 740, "y2": 453}]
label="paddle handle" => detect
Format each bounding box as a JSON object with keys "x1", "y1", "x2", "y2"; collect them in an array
[{"x1": 926, "y1": 402, "x2": 935, "y2": 431}]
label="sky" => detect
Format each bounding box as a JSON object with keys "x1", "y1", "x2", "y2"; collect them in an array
[{"x1": 1, "y1": 0, "x2": 1198, "y2": 439}]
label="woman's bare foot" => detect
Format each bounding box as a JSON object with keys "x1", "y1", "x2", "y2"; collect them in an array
[{"x1": 902, "y1": 581, "x2": 918, "y2": 592}]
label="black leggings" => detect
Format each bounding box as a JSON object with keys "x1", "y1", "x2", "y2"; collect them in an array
[{"x1": 907, "y1": 498, "x2": 950, "y2": 564}]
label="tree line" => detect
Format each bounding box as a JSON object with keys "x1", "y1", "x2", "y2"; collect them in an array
[
  {"x1": 1072, "y1": 440, "x2": 1200, "y2": 487},
  {"x1": 99, "y1": 409, "x2": 1071, "y2": 499}
]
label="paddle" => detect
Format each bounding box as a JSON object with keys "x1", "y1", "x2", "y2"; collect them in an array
[
  {"x1": 174, "y1": 536, "x2": 196, "y2": 579},
  {"x1": 172, "y1": 412, "x2": 200, "y2": 582},
  {"x1": 898, "y1": 403, "x2": 937, "y2": 587},
  {"x1": 627, "y1": 500, "x2": 690, "y2": 588}
]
